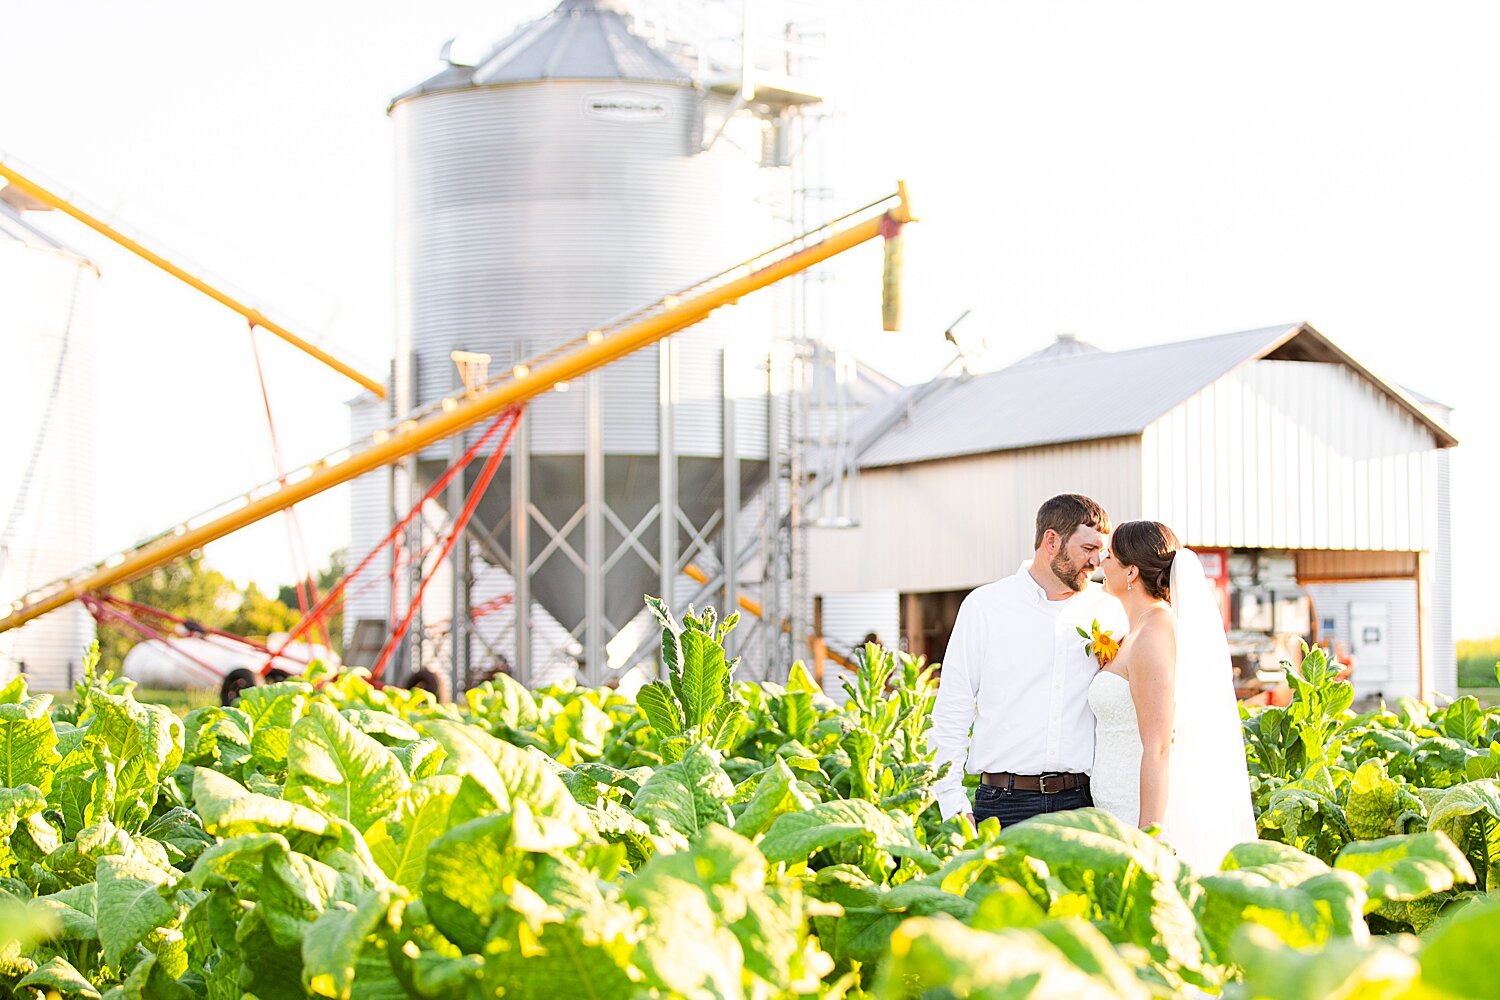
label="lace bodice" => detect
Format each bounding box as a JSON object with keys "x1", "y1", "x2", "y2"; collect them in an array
[{"x1": 1087, "y1": 670, "x2": 1142, "y2": 826}]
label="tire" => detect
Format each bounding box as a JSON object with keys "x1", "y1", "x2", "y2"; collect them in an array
[
  {"x1": 265, "y1": 668, "x2": 291, "y2": 684},
  {"x1": 405, "y1": 668, "x2": 450, "y2": 703},
  {"x1": 220, "y1": 668, "x2": 263, "y2": 706}
]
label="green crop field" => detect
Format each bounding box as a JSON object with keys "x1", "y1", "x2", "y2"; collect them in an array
[{"x1": 0, "y1": 600, "x2": 1497, "y2": 998}]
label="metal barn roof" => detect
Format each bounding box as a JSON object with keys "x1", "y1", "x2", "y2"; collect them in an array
[
  {"x1": 393, "y1": 0, "x2": 691, "y2": 106},
  {"x1": 858, "y1": 323, "x2": 1456, "y2": 469}
]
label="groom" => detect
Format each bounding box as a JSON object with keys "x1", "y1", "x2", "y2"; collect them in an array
[{"x1": 929, "y1": 494, "x2": 1129, "y2": 828}]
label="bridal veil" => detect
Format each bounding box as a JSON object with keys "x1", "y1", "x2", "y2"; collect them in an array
[{"x1": 1162, "y1": 549, "x2": 1259, "y2": 871}]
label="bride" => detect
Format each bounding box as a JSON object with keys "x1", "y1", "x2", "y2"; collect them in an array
[{"x1": 1087, "y1": 521, "x2": 1257, "y2": 871}]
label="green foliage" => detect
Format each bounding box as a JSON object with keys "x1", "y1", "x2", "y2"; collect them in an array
[
  {"x1": 98, "y1": 551, "x2": 311, "y2": 672},
  {"x1": 1456, "y1": 634, "x2": 1500, "y2": 689},
  {"x1": 5, "y1": 604, "x2": 1500, "y2": 998}
]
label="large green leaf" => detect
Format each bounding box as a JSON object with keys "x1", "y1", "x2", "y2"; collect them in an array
[
  {"x1": 0, "y1": 784, "x2": 47, "y2": 877},
  {"x1": 187, "y1": 831, "x2": 289, "y2": 888},
  {"x1": 733, "y1": 758, "x2": 818, "y2": 839},
  {"x1": 479, "y1": 918, "x2": 638, "y2": 1000},
  {"x1": 192, "y1": 766, "x2": 332, "y2": 839},
  {"x1": 645, "y1": 595, "x2": 684, "y2": 687},
  {"x1": 873, "y1": 915, "x2": 1132, "y2": 999},
  {"x1": 1334, "y1": 830, "x2": 1475, "y2": 905},
  {"x1": 623, "y1": 824, "x2": 752, "y2": 998},
  {"x1": 366, "y1": 775, "x2": 463, "y2": 891},
  {"x1": 1443, "y1": 696, "x2": 1486, "y2": 746},
  {"x1": 418, "y1": 720, "x2": 593, "y2": 835},
  {"x1": 260, "y1": 846, "x2": 348, "y2": 947},
  {"x1": 632, "y1": 742, "x2": 734, "y2": 839},
  {"x1": 996, "y1": 809, "x2": 1203, "y2": 976},
  {"x1": 675, "y1": 629, "x2": 730, "y2": 730},
  {"x1": 1418, "y1": 895, "x2": 1500, "y2": 998},
  {"x1": 16, "y1": 955, "x2": 101, "y2": 998},
  {"x1": 1230, "y1": 923, "x2": 1419, "y2": 1000},
  {"x1": 96, "y1": 854, "x2": 179, "y2": 967},
  {"x1": 142, "y1": 806, "x2": 217, "y2": 869},
  {"x1": 420, "y1": 807, "x2": 568, "y2": 953},
  {"x1": 1427, "y1": 779, "x2": 1500, "y2": 887},
  {"x1": 761, "y1": 797, "x2": 939, "y2": 870},
  {"x1": 303, "y1": 888, "x2": 400, "y2": 1000},
  {"x1": 113, "y1": 950, "x2": 196, "y2": 1000},
  {"x1": 390, "y1": 738, "x2": 445, "y2": 780},
  {"x1": 287, "y1": 702, "x2": 411, "y2": 832},
  {"x1": 1344, "y1": 758, "x2": 1424, "y2": 841},
  {"x1": 1197, "y1": 868, "x2": 1368, "y2": 955},
  {"x1": 89, "y1": 691, "x2": 183, "y2": 778},
  {"x1": 341, "y1": 709, "x2": 420, "y2": 744},
  {"x1": 180, "y1": 706, "x2": 253, "y2": 768},
  {"x1": 811, "y1": 867, "x2": 974, "y2": 967},
  {"x1": 0, "y1": 697, "x2": 60, "y2": 795},
  {"x1": 34, "y1": 884, "x2": 98, "y2": 941},
  {"x1": 235, "y1": 681, "x2": 312, "y2": 730},
  {"x1": 1219, "y1": 839, "x2": 1331, "y2": 885},
  {"x1": 635, "y1": 681, "x2": 683, "y2": 738}
]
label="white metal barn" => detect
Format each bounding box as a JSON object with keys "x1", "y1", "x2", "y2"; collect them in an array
[{"x1": 808, "y1": 323, "x2": 1458, "y2": 702}]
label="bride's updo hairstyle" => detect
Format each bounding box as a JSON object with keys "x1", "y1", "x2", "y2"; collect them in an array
[{"x1": 1110, "y1": 521, "x2": 1180, "y2": 601}]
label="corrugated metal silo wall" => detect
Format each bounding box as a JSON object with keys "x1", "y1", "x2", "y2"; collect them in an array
[
  {"x1": 393, "y1": 81, "x2": 774, "y2": 460},
  {"x1": 1304, "y1": 580, "x2": 1420, "y2": 701},
  {"x1": 345, "y1": 394, "x2": 395, "y2": 658},
  {"x1": 0, "y1": 243, "x2": 96, "y2": 689}
]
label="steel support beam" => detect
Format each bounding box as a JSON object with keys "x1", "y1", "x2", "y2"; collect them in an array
[
  {"x1": 511, "y1": 401, "x2": 531, "y2": 686},
  {"x1": 721, "y1": 352, "x2": 739, "y2": 650},
  {"x1": 584, "y1": 373, "x2": 606, "y2": 686},
  {"x1": 658, "y1": 341, "x2": 678, "y2": 679}
]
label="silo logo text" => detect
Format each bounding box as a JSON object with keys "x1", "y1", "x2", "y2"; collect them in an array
[{"x1": 584, "y1": 91, "x2": 670, "y2": 122}]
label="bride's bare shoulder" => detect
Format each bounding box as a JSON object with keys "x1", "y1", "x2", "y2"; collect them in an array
[{"x1": 1127, "y1": 611, "x2": 1178, "y2": 673}]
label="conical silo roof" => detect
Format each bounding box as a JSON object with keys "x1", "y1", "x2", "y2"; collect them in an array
[{"x1": 393, "y1": 0, "x2": 691, "y2": 106}]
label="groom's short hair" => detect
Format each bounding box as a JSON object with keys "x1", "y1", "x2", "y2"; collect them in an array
[{"x1": 1034, "y1": 494, "x2": 1111, "y2": 549}]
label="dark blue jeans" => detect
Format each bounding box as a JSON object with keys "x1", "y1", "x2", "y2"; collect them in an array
[{"x1": 973, "y1": 782, "x2": 1092, "y2": 828}]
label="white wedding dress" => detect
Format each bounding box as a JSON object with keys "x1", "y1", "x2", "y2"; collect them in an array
[
  {"x1": 1086, "y1": 550, "x2": 1259, "y2": 873},
  {"x1": 1088, "y1": 671, "x2": 1142, "y2": 824}
]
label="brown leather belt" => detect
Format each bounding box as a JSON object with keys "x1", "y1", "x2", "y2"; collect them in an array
[{"x1": 981, "y1": 771, "x2": 1090, "y2": 794}]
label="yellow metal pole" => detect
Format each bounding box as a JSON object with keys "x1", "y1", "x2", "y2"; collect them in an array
[
  {"x1": 0, "y1": 160, "x2": 387, "y2": 399},
  {"x1": 0, "y1": 187, "x2": 913, "y2": 635}
]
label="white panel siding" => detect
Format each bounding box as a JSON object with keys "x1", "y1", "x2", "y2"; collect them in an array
[
  {"x1": 1430, "y1": 446, "x2": 1455, "y2": 695},
  {"x1": 1304, "y1": 580, "x2": 1420, "y2": 702},
  {"x1": 1143, "y1": 360, "x2": 1436, "y2": 551},
  {"x1": 820, "y1": 591, "x2": 899, "y2": 658},
  {"x1": 808, "y1": 438, "x2": 1142, "y2": 594}
]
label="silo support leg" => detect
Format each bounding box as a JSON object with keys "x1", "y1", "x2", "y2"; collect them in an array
[
  {"x1": 511, "y1": 409, "x2": 531, "y2": 687},
  {"x1": 584, "y1": 374, "x2": 606, "y2": 687},
  {"x1": 722, "y1": 356, "x2": 739, "y2": 651},
  {"x1": 658, "y1": 342, "x2": 678, "y2": 681}
]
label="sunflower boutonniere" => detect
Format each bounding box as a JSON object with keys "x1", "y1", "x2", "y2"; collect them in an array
[{"x1": 1077, "y1": 619, "x2": 1120, "y2": 669}]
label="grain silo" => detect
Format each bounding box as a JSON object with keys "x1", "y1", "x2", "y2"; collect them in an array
[
  {"x1": 0, "y1": 197, "x2": 96, "y2": 689},
  {"x1": 357, "y1": 0, "x2": 803, "y2": 685}
]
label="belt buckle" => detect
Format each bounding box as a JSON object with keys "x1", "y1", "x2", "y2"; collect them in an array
[{"x1": 1039, "y1": 773, "x2": 1061, "y2": 795}]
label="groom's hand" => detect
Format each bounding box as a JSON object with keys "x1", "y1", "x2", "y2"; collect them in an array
[{"x1": 964, "y1": 812, "x2": 975, "y2": 828}]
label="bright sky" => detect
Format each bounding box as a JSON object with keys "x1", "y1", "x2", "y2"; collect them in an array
[{"x1": 2, "y1": 1, "x2": 1495, "y2": 639}]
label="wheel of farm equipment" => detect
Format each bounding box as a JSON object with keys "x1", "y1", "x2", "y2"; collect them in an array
[
  {"x1": 265, "y1": 668, "x2": 291, "y2": 684},
  {"x1": 220, "y1": 668, "x2": 263, "y2": 706},
  {"x1": 406, "y1": 668, "x2": 450, "y2": 703}
]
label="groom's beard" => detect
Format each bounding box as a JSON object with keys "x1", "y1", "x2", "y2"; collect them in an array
[{"x1": 1049, "y1": 552, "x2": 1090, "y2": 593}]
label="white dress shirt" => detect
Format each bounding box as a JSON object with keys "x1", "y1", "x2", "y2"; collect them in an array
[{"x1": 929, "y1": 563, "x2": 1129, "y2": 821}]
